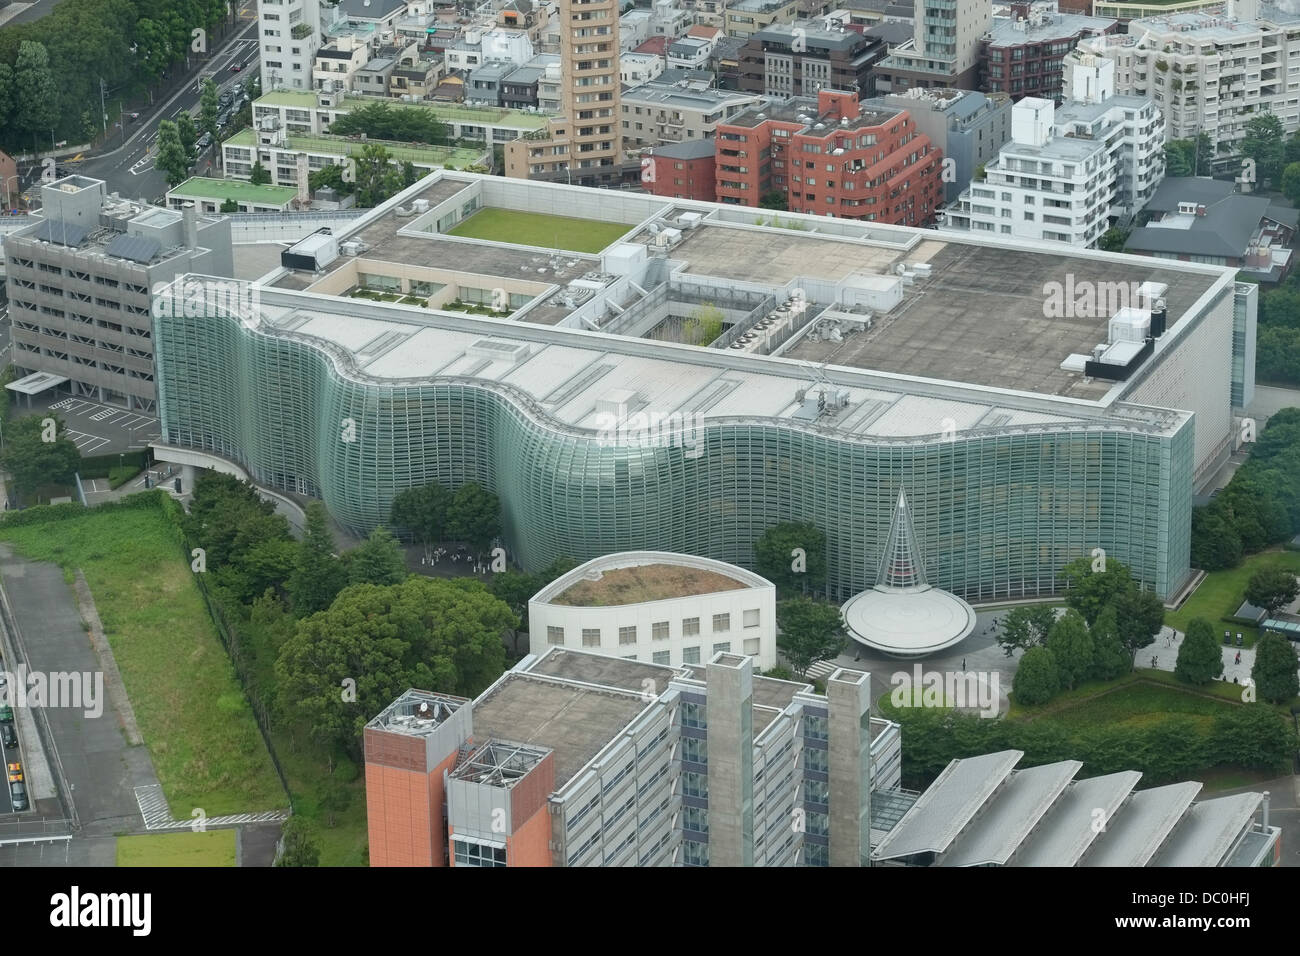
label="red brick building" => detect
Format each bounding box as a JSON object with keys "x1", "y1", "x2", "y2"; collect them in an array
[
  {"x1": 641, "y1": 139, "x2": 717, "y2": 202},
  {"x1": 714, "y1": 89, "x2": 943, "y2": 226}
]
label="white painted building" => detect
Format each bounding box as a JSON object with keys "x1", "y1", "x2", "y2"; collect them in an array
[
  {"x1": 1075, "y1": 0, "x2": 1300, "y2": 157},
  {"x1": 259, "y1": 0, "x2": 341, "y2": 91},
  {"x1": 942, "y1": 54, "x2": 1164, "y2": 246},
  {"x1": 528, "y1": 552, "x2": 778, "y2": 671},
  {"x1": 621, "y1": 51, "x2": 667, "y2": 85}
]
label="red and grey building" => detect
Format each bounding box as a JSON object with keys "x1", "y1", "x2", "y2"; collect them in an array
[
  {"x1": 980, "y1": 2, "x2": 1117, "y2": 103},
  {"x1": 715, "y1": 89, "x2": 943, "y2": 226},
  {"x1": 641, "y1": 140, "x2": 718, "y2": 202}
]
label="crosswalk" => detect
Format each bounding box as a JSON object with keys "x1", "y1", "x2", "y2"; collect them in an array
[{"x1": 133, "y1": 784, "x2": 289, "y2": 831}]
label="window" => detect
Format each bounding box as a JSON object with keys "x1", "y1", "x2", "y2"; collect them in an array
[
  {"x1": 743, "y1": 609, "x2": 760, "y2": 628},
  {"x1": 683, "y1": 805, "x2": 709, "y2": 833},
  {"x1": 619, "y1": 625, "x2": 637, "y2": 645},
  {"x1": 582, "y1": 628, "x2": 601, "y2": 647},
  {"x1": 652, "y1": 621, "x2": 669, "y2": 641},
  {"x1": 683, "y1": 770, "x2": 708, "y2": 798},
  {"x1": 682, "y1": 736, "x2": 707, "y2": 764},
  {"x1": 547, "y1": 626, "x2": 565, "y2": 645},
  {"x1": 682, "y1": 645, "x2": 701, "y2": 664},
  {"x1": 804, "y1": 715, "x2": 829, "y2": 741},
  {"x1": 743, "y1": 638, "x2": 760, "y2": 656},
  {"x1": 804, "y1": 747, "x2": 829, "y2": 773},
  {"x1": 453, "y1": 839, "x2": 506, "y2": 867},
  {"x1": 683, "y1": 617, "x2": 700, "y2": 636},
  {"x1": 712, "y1": 613, "x2": 730, "y2": 633},
  {"x1": 652, "y1": 650, "x2": 670, "y2": 665},
  {"x1": 712, "y1": 642, "x2": 731, "y2": 655},
  {"x1": 805, "y1": 779, "x2": 829, "y2": 804},
  {"x1": 681, "y1": 702, "x2": 705, "y2": 729}
]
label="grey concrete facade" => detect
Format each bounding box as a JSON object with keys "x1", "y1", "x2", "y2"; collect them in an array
[
  {"x1": 705, "y1": 653, "x2": 755, "y2": 866},
  {"x1": 827, "y1": 668, "x2": 872, "y2": 867}
]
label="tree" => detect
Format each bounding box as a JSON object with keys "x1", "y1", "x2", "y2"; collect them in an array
[
  {"x1": 345, "y1": 526, "x2": 408, "y2": 588},
  {"x1": 309, "y1": 163, "x2": 355, "y2": 196},
  {"x1": 249, "y1": 160, "x2": 271, "y2": 185},
  {"x1": 391, "y1": 482, "x2": 454, "y2": 549},
  {"x1": 1241, "y1": 113, "x2": 1285, "y2": 185},
  {"x1": 1252, "y1": 633, "x2": 1299, "y2": 703},
  {"x1": 1191, "y1": 503, "x2": 1243, "y2": 571},
  {"x1": 175, "y1": 110, "x2": 198, "y2": 162},
  {"x1": 1061, "y1": 555, "x2": 1136, "y2": 626},
  {"x1": 1114, "y1": 589, "x2": 1165, "y2": 669},
  {"x1": 1089, "y1": 605, "x2": 1130, "y2": 681},
  {"x1": 220, "y1": 197, "x2": 239, "y2": 213},
  {"x1": 996, "y1": 605, "x2": 1057, "y2": 657},
  {"x1": 1244, "y1": 567, "x2": 1299, "y2": 616},
  {"x1": 1098, "y1": 227, "x2": 1129, "y2": 252},
  {"x1": 353, "y1": 143, "x2": 402, "y2": 207},
  {"x1": 199, "y1": 76, "x2": 219, "y2": 145},
  {"x1": 275, "y1": 816, "x2": 319, "y2": 866},
  {"x1": 0, "y1": 414, "x2": 81, "y2": 495},
  {"x1": 400, "y1": 160, "x2": 419, "y2": 188},
  {"x1": 1174, "y1": 618, "x2": 1225, "y2": 685},
  {"x1": 758, "y1": 189, "x2": 787, "y2": 210},
  {"x1": 1211, "y1": 704, "x2": 1298, "y2": 771},
  {"x1": 287, "y1": 502, "x2": 348, "y2": 616},
  {"x1": 182, "y1": 472, "x2": 291, "y2": 571},
  {"x1": 13, "y1": 41, "x2": 58, "y2": 147},
  {"x1": 154, "y1": 119, "x2": 190, "y2": 186},
  {"x1": 274, "y1": 576, "x2": 513, "y2": 756},
  {"x1": 1046, "y1": 609, "x2": 1093, "y2": 690},
  {"x1": 1012, "y1": 646, "x2": 1060, "y2": 706},
  {"x1": 320, "y1": 784, "x2": 352, "y2": 828},
  {"x1": 753, "y1": 521, "x2": 827, "y2": 595},
  {"x1": 682, "y1": 303, "x2": 724, "y2": 346},
  {"x1": 488, "y1": 569, "x2": 542, "y2": 655},
  {"x1": 1283, "y1": 162, "x2": 1300, "y2": 208},
  {"x1": 446, "y1": 482, "x2": 501, "y2": 554},
  {"x1": 775, "y1": 596, "x2": 845, "y2": 677}
]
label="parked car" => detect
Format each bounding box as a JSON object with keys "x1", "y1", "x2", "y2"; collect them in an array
[
  {"x1": 196, "y1": 132, "x2": 213, "y2": 150},
  {"x1": 9, "y1": 780, "x2": 27, "y2": 811},
  {"x1": 6, "y1": 761, "x2": 20, "y2": 784},
  {"x1": 0, "y1": 725, "x2": 14, "y2": 749},
  {"x1": 0, "y1": 706, "x2": 11, "y2": 725}
]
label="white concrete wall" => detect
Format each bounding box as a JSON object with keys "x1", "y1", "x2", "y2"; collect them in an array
[{"x1": 529, "y1": 582, "x2": 776, "y2": 670}]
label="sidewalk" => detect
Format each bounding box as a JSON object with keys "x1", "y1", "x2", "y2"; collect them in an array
[{"x1": 1136, "y1": 624, "x2": 1257, "y2": 684}]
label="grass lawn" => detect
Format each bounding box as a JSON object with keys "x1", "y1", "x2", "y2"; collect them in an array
[
  {"x1": 447, "y1": 208, "x2": 629, "y2": 253},
  {"x1": 1034, "y1": 680, "x2": 1227, "y2": 730},
  {"x1": 116, "y1": 830, "x2": 237, "y2": 866},
  {"x1": 0, "y1": 501, "x2": 287, "y2": 818},
  {"x1": 1166, "y1": 549, "x2": 1300, "y2": 644}
]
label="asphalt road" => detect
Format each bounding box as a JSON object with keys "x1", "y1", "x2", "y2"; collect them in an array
[
  {"x1": 0, "y1": 0, "x2": 74, "y2": 28},
  {"x1": 74, "y1": 20, "x2": 261, "y2": 203}
]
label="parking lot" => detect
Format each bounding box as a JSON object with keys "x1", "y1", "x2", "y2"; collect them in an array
[{"x1": 31, "y1": 396, "x2": 160, "y2": 456}]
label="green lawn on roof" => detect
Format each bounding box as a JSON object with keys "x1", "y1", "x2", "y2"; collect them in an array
[{"x1": 447, "y1": 208, "x2": 629, "y2": 253}]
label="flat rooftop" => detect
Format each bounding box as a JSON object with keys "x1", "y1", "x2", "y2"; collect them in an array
[
  {"x1": 524, "y1": 648, "x2": 679, "y2": 696},
  {"x1": 469, "y1": 672, "x2": 649, "y2": 787},
  {"x1": 366, "y1": 688, "x2": 469, "y2": 736},
  {"x1": 168, "y1": 177, "x2": 299, "y2": 205},
  {"x1": 551, "y1": 562, "x2": 748, "y2": 607}
]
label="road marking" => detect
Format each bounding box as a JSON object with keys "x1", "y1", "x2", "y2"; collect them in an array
[
  {"x1": 134, "y1": 784, "x2": 288, "y2": 831},
  {"x1": 88, "y1": 409, "x2": 116, "y2": 422}
]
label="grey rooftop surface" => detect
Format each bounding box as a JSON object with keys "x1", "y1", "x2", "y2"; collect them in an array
[
  {"x1": 366, "y1": 688, "x2": 469, "y2": 736},
  {"x1": 938, "y1": 760, "x2": 1082, "y2": 866},
  {"x1": 872, "y1": 749, "x2": 1023, "y2": 860},
  {"x1": 524, "y1": 647, "x2": 679, "y2": 696},
  {"x1": 1082, "y1": 781, "x2": 1202, "y2": 867},
  {"x1": 1151, "y1": 791, "x2": 1263, "y2": 867},
  {"x1": 469, "y1": 672, "x2": 650, "y2": 787},
  {"x1": 1008, "y1": 770, "x2": 1142, "y2": 866}
]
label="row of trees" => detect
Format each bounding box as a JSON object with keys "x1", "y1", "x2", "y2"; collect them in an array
[
  {"x1": 0, "y1": 0, "x2": 230, "y2": 152},
  {"x1": 892, "y1": 695, "x2": 1295, "y2": 787},
  {"x1": 326, "y1": 101, "x2": 450, "y2": 146},
  {"x1": 1192, "y1": 408, "x2": 1300, "y2": 571}
]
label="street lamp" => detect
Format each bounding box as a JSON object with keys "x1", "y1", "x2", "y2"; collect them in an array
[{"x1": 1, "y1": 174, "x2": 19, "y2": 210}]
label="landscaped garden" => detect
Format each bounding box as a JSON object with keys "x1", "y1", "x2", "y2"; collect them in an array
[
  {"x1": 447, "y1": 207, "x2": 630, "y2": 253},
  {"x1": 1167, "y1": 549, "x2": 1300, "y2": 645}
]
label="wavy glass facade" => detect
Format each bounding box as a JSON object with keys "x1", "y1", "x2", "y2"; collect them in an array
[{"x1": 154, "y1": 307, "x2": 1194, "y2": 601}]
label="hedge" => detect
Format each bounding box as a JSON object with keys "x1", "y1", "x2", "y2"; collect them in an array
[{"x1": 78, "y1": 450, "x2": 149, "y2": 480}]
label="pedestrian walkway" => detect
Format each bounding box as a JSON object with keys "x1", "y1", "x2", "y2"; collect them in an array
[
  {"x1": 133, "y1": 785, "x2": 288, "y2": 831},
  {"x1": 1134, "y1": 625, "x2": 1256, "y2": 684},
  {"x1": 805, "y1": 659, "x2": 839, "y2": 681}
]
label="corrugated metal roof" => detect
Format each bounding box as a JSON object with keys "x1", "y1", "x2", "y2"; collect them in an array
[
  {"x1": 1008, "y1": 771, "x2": 1142, "y2": 866},
  {"x1": 939, "y1": 760, "x2": 1083, "y2": 866},
  {"x1": 1082, "y1": 782, "x2": 1201, "y2": 867},
  {"x1": 1151, "y1": 791, "x2": 1262, "y2": 867}
]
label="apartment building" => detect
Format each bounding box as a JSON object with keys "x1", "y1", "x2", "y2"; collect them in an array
[
  {"x1": 505, "y1": 0, "x2": 624, "y2": 185},
  {"x1": 621, "y1": 50, "x2": 667, "y2": 84},
  {"x1": 1075, "y1": 0, "x2": 1300, "y2": 157},
  {"x1": 739, "y1": 20, "x2": 891, "y2": 98},
  {"x1": 874, "y1": 0, "x2": 992, "y2": 92},
  {"x1": 873, "y1": 87, "x2": 1013, "y2": 202},
  {"x1": 365, "y1": 648, "x2": 901, "y2": 866},
  {"x1": 942, "y1": 56, "x2": 1165, "y2": 246},
  {"x1": 621, "y1": 77, "x2": 769, "y2": 151},
  {"x1": 313, "y1": 34, "x2": 372, "y2": 92},
  {"x1": 3, "y1": 176, "x2": 232, "y2": 411},
  {"x1": 725, "y1": 0, "x2": 801, "y2": 40},
  {"x1": 259, "y1": 0, "x2": 338, "y2": 91},
  {"x1": 716, "y1": 89, "x2": 943, "y2": 225},
  {"x1": 641, "y1": 139, "x2": 718, "y2": 200},
  {"x1": 980, "y1": 1, "x2": 1118, "y2": 103}
]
